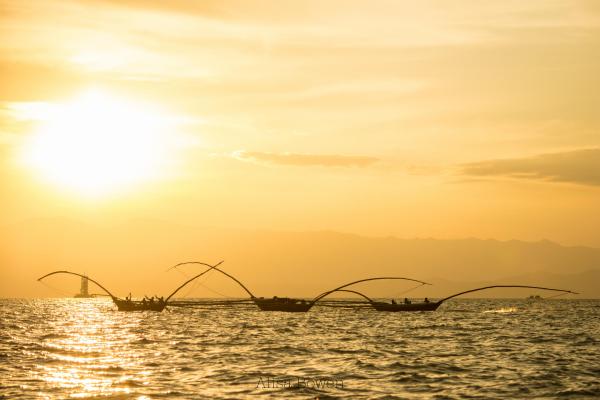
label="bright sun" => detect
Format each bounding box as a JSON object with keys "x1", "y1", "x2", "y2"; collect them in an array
[{"x1": 20, "y1": 90, "x2": 179, "y2": 197}]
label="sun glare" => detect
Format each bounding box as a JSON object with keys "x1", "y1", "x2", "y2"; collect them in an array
[{"x1": 19, "y1": 90, "x2": 179, "y2": 197}]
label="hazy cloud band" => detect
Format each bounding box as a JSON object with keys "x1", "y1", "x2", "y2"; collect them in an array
[{"x1": 460, "y1": 148, "x2": 600, "y2": 187}]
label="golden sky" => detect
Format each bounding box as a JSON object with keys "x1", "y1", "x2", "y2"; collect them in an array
[{"x1": 1, "y1": 0, "x2": 600, "y2": 252}]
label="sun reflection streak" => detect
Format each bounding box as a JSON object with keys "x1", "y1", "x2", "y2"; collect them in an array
[
  {"x1": 34, "y1": 299, "x2": 153, "y2": 398},
  {"x1": 483, "y1": 307, "x2": 518, "y2": 314}
]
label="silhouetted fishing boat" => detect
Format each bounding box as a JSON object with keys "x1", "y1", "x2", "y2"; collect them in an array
[
  {"x1": 252, "y1": 297, "x2": 313, "y2": 312},
  {"x1": 371, "y1": 300, "x2": 439, "y2": 311},
  {"x1": 38, "y1": 261, "x2": 224, "y2": 312},
  {"x1": 168, "y1": 261, "x2": 431, "y2": 312},
  {"x1": 323, "y1": 285, "x2": 578, "y2": 312}
]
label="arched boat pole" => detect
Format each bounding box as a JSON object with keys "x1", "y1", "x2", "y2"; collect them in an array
[
  {"x1": 434, "y1": 285, "x2": 578, "y2": 306},
  {"x1": 164, "y1": 261, "x2": 226, "y2": 303},
  {"x1": 317, "y1": 288, "x2": 375, "y2": 303},
  {"x1": 311, "y1": 277, "x2": 430, "y2": 304},
  {"x1": 167, "y1": 261, "x2": 256, "y2": 298},
  {"x1": 38, "y1": 271, "x2": 117, "y2": 300}
]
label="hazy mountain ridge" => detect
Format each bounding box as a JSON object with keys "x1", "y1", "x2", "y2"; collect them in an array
[{"x1": 1, "y1": 218, "x2": 599, "y2": 298}]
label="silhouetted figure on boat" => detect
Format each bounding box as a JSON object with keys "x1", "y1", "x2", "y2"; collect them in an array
[
  {"x1": 404, "y1": 297, "x2": 411, "y2": 304},
  {"x1": 424, "y1": 297, "x2": 430, "y2": 303},
  {"x1": 391, "y1": 299, "x2": 397, "y2": 304}
]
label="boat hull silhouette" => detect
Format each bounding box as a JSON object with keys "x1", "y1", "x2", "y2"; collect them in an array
[
  {"x1": 114, "y1": 298, "x2": 166, "y2": 311},
  {"x1": 371, "y1": 301, "x2": 440, "y2": 312},
  {"x1": 253, "y1": 298, "x2": 312, "y2": 312}
]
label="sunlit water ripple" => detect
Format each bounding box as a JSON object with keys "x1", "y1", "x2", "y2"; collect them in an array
[{"x1": 1, "y1": 299, "x2": 598, "y2": 399}]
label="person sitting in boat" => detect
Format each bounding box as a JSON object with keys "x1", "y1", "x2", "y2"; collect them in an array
[
  {"x1": 158, "y1": 296, "x2": 165, "y2": 304},
  {"x1": 391, "y1": 299, "x2": 397, "y2": 304},
  {"x1": 404, "y1": 297, "x2": 411, "y2": 304},
  {"x1": 142, "y1": 298, "x2": 147, "y2": 306},
  {"x1": 424, "y1": 297, "x2": 430, "y2": 303}
]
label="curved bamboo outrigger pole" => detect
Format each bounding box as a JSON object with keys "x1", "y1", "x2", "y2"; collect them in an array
[
  {"x1": 311, "y1": 276, "x2": 430, "y2": 304},
  {"x1": 164, "y1": 261, "x2": 226, "y2": 302},
  {"x1": 434, "y1": 285, "x2": 578, "y2": 305},
  {"x1": 167, "y1": 261, "x2": 256, "y2": 298},
  {"x1": 317, "y1": 288, "x2": 375, "y2": 303},
  {"x1": 38, "y1": 271, "x2": 117, "y2": 300}
]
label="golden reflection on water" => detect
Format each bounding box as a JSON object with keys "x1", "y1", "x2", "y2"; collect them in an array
[
  {"x1": 34, "y1": 299, "x2": 151, "y2": 399},
  {"x1": 483, "y1": 307, "x2": 518, "y2": 314},
  {"x1": 3, "y1": 298, "x2": 596, "y2": 399}
]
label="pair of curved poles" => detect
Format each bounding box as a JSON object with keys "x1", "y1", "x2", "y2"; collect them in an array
[{"x1": 38, "y1": 261, "x2": 578, "y2": 312}]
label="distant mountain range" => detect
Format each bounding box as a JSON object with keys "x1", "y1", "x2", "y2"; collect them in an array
[{"x1": 1, "y1": 218, "x2": 599, "y2": 298}]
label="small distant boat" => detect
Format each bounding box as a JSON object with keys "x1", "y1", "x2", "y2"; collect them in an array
[
  {"x1": 38, "y1": 261, "x2": 225, "y2": 312},
  {"x1": 168, "y1": 261, "x2": 431, "y2": 312},
  {"x1": 73, "y1": 275, "x2": 94, "y2": 298}
]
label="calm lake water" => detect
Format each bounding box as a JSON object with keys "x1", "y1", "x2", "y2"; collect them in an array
[{"x1": 1, "y1": 298, "x2": 598, "y2": 399}]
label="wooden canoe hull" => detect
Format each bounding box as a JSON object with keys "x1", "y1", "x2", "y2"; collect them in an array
[
  {"x1": 114, "y1": 299, "x2": 166, "y2": 312},
  {"x1": 252, "y1": 298, "x2": 313, "y2": 312},
  {"x1": 371, "y1": 301, "x2": 441, "y2": 312}
]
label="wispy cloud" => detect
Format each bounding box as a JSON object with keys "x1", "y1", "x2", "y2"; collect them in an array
[
  {"x1": 233, "y1": 150, "x2": 379, "y2": 168},
  {"x1": 460, "y1": 148, "x2": 600, "y2": 187}
]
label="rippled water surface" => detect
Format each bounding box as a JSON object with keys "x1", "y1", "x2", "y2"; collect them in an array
[{"x1": 1, "y1": 299, "x2": 598, "y2": 399}]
